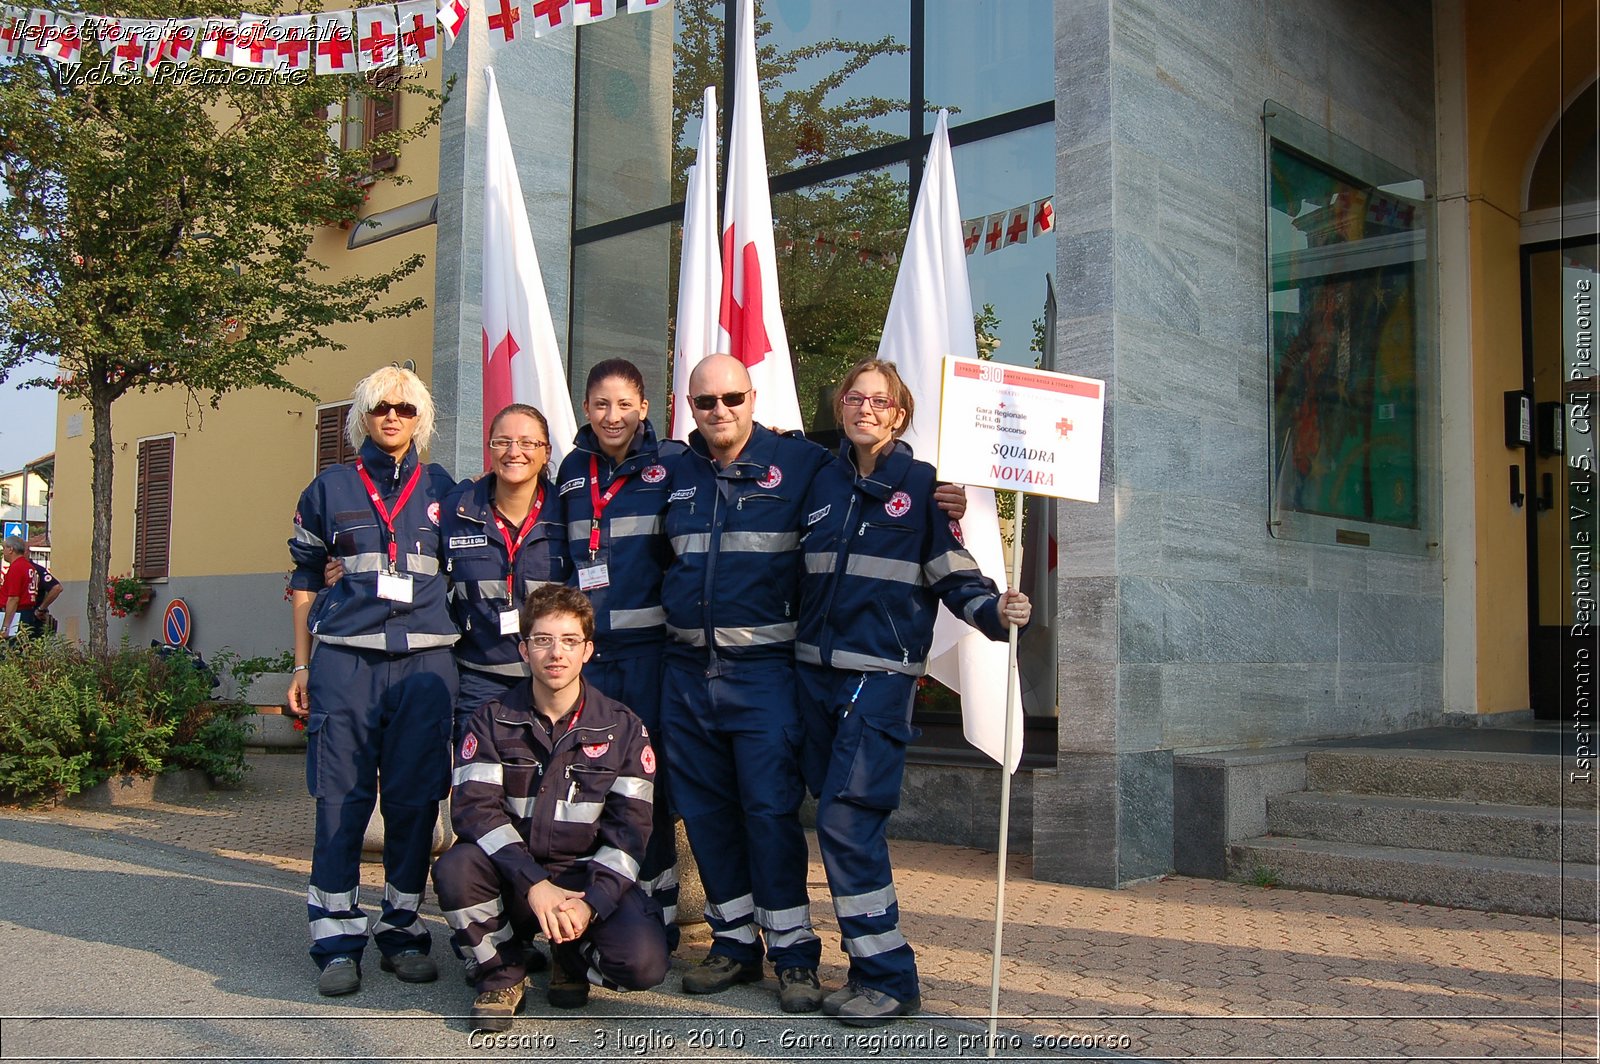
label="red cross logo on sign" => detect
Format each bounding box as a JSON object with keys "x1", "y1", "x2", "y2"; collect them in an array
[{"x1": 1056, "y1": 417, "x2": 1074, "y2": 440}]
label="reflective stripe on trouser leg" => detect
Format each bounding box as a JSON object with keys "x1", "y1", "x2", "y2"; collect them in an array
[
  {"x1": 569, "y1": 887, "x2": 670, "y2": 992},
  {"x1": 431, "y1": 843, "x2": 531, "y2": 991},
  {"x1": 816, "y1": 794, "x2": 917, "y2": 1000},
  {"x1": 307, "y1": 878, "x2": 369, "y2": 960}
]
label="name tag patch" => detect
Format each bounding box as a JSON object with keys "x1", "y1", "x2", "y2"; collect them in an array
[
  {"x1": 806, "y1": 505, "x2": 831, "y2": 526},
  {"x1": 448, "y1": 535, "x2": 489, "y2": 549},
  {"x1": 669, "y1": 487, "x2": 696, "y2": 502},
  {"x1": 559, "y1": 477, "x2": 587, "y2": 496}
]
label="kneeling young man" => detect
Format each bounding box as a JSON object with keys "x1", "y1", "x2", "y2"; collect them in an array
[{"x1": 433, "y1": 585, "x2": 668, "y2": 1032}]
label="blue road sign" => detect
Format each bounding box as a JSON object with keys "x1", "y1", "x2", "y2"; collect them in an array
[{"x1": 2, "y1": 522, "x2": 25, "y2": 541}]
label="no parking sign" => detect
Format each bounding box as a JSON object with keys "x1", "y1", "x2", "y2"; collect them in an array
[{"x1": 163, "y1": 598, "x2": 191, "y2": 647}]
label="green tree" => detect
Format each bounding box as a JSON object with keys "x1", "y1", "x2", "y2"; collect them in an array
[{"x1": 0, "y1": 16, "x2": 445, "y2": 653}]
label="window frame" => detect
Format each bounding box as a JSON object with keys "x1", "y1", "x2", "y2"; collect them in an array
[{"x1": 133, "y1": 434, "x2": 175, "y2": 582}]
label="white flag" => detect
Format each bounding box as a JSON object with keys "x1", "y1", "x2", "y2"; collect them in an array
[
  {"x1": 313, "y1": 11, "x2": 356, "y2": 74},
  {"x1": 21, "y1": 8, "x2": 55, "y2": 57},
  {"x1": 435, "y1": 0, "x2": 467, "y2": 46},
  {"x1": 106, "y1": 19, "x2": 150, "y2": 74},
  {"x1": 394, "y1": 0, "x2": 439, "y2": 64},
  {"x1": 52, "y1": 12, "x2": 83, "y2": 63},
  {"x1": 670, "y1": 87, "x2": 722, "y2": 441},
  {"x1": 1, "y1": 7, "x2": 25, "y2": 58},
  {"x1": 481, "y1": 66, "x2": 580, "y2": 472},
  {"x1": 877, "y1": 109, "x2": 1020, "y2": 773},
  {"x1": 718, "y1": 0, "x2": 803, "y2": 431},
  {"x1": 355, "y1": 5, "x2": 399, "y2": 70},
  {"x1": 981, "y1": 212, "x2": 1006, "y2": 255},
  {"x1": 198, "y1": 16, "x2": 236, "y2": 62},
  {"x1": 272, "y1": 14, "x2": 312, "y2": 71},
  {"x1": 1004, "y1": 204, "x2": 1030, "y2": 247},
  {"x1": 572, "y1": 0, "x2": 615, "y2": 24},
  {"x1": 232, "y1": 13, "x2": 276, "y2": 69}
]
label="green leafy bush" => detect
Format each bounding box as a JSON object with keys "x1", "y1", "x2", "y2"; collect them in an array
[{"x1": 0, "y1": 637, "x2": 252, "y2": 804}]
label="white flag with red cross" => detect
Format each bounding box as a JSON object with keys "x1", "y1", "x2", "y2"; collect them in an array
[
  {"x1": 435, "y1": 0, "x2": 467, "y2": 47},
  {"x1": 52, "y1": 12, "x2": 83, "y2": 63},
  {"x1": 0, "y1": 7, "x2": 24, "y2": 58},
  {"x1": 481, "y1": 66, "x2": 580, "y2": 471},
  {"x1": 1003, "y1": 204, "x2": 1030, "y2": 247},
  {"x1": 529, "y1": 0, "x2": 567, "y2": 37},
  {"x1": 314, "y1": 11, "x2": 357, "y2": 74},
  {"x1": 356, "y1": 6, "x2": 399, "y2": 70},
  {"x1": 1031, "y1": 197, "x2": 1054, "y2": 238},
  {"x1": 572, "y1": 0, "x2": 615, "y2": 25},
  {"x1": 876, "y1": 109, "x2": 1019, "y2": 773},
  {"x1": 107, "y1": 19, "x2": 151, "y2": 74},
  {"x1": 199, "y1": 16, "x2": 236, "y2": 63},
  {"x1": 671, "y1": 86, "x2": 722, "y2": 441},
  {"x1": 232, "y1": 14, "x2": 277, "y2": 69},
  {"x1": 718, "y1": 0, "x2": 803, "y2": 432},
  {"x1": 981, "y1": 212, "x2": 1005, "y2": 255},
  {"x1": 21, "y1": 9, "x2": 55, "y2": 57},
  {"x1": 961, "y1": 217, "x2": 983, "y2": 257},
  {"x1": 273, "y1": 15, "x2": 313, "y2": 72},
  {"x1": 395, "y1": 0, "x2": 439, "y2": 63},
  {"x1": 152, "y1": 19, "x2": 201, "y2": 68},
  {"x1": 626, "y1": 0, "x2": 665, "y2": 10},
  {"x1": 485, "y1": 0, "x2": 522, "y2": 41}
]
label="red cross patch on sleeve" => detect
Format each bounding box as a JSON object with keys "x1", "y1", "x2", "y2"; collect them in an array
[
  {"x1": 460, "y1": 733, "x2": 478, "y2": 761},
  {"x1": 640, "y1": 745, "x2": 656, "y2": 774}
]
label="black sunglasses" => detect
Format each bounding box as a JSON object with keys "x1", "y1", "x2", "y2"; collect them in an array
[
  {"x1": 690, "y1": 390, "x2": 750, "y2": 411},
  {"x1": 369, "y1": 401, "x2": 419, "y2": 419}
]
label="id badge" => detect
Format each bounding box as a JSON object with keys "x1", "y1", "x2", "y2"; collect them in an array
[
  {"x1": 578, "y1": 564, "x2": 610, "y2": 591},
  {"x1": 376, "y1": 571, "x2": 414, "y2": 603},
  {"x1": 499, "y1": 609, "x2": 521, "y2": 636}
]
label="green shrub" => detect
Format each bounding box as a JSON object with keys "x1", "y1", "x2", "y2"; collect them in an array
[{"x1": 0, "y1": 637, "x2": 253, "y2": 804}]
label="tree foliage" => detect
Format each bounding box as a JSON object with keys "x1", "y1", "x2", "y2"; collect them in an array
[{"x1": 0, "y1": 12, "x2": 445, "y2": 651}]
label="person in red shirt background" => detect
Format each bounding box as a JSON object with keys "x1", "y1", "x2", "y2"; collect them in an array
[{"x1": 1, "y1": 535, "x2": 40, "y2": 639}]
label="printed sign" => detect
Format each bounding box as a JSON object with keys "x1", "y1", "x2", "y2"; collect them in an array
[{"x1": 936, "y1": 356, "x2": 1106, "y2": 503}]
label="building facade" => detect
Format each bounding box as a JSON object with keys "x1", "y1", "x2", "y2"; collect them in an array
[{"x1": 45, "y1": 0, "x2": 1597, "y2": 886}]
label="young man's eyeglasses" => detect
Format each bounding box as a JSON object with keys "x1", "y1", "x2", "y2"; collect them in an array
[
  {"x1": 690, "y1": 390, "x2": 750, "y2": 411},
  {"x1": 488, "y1": 437, "x2": 550, "y2": 453},
  {"x1": 525, "y1": 633, "x2": 588, "y2": 651},
  {"x1": 369, "y1": 401, "x2": 419, "y2": 419},
  {"x1": 840, "y1": 392, "x2": 896, "y2": 411}
]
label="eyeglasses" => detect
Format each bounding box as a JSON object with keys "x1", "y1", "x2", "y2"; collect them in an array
[
  {"x1": 369, "y1": 401, "x2": 419, "y2": 419},
  {"x1": 691, "y1": 390, "x2": 750, "y2": 411},
  {"x1": 840, "y1": 391, "x2": 896, "y2": 411},
  {"x1": 525, "y1": 634, "x2": 589, "y2": 651},
  {"x1": 488, "y1": 437, "x2": 550, "y2": 453}
]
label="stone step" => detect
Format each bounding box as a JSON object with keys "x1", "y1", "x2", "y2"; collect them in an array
[
  {"x1": 1305, "y1": 748, "x2": 1596, "y2": 808},
  {"x1": 1229, "y1": 835, "x2": 1599, "y2": 921},
  {"x1": 1268, "y1": 791, "x2": 1597, "y2": 863}
]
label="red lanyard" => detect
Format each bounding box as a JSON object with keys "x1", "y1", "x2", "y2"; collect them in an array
[
  {"x1": 491, "y1": 484, "x2": 544, "y2": 601},
  {"x1": 354, "y1": 458, "x2": 423, "y2": 572},
  {"x1": 587, "y1": 456, "x2": 628, "y2": 557}
]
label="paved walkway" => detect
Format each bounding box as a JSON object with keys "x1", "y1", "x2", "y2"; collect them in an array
[{"x1": 6, "y1": 750, "x2": 1596, "y2": 1061}]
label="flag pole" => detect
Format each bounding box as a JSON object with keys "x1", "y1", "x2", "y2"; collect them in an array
[{"x1": 987, "y1": 487, "x2": 1027, "y2": 1057}]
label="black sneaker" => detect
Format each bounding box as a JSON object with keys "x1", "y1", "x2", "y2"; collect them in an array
[
  {"x1": 379, "y1": 948, "x2": 438, "y2": 983},
  {"x1": 821, "y1": 978, "x2": 862, "y2": 1016},
  {"x1": 680, "y1": 954, "x2": 763, "y2": 995},
  {"x1": 776, "y1": 967, "x2": 825, "y2": 1013},
  {"x1": 837, "y1": 986, "x2": 920, "y2": 1027},
  {"x1": 470, "y1": 980, "x2": 526, "y2": 1033},
  {"x1": 316, "y1": 956, "x2": 360, "y2": 997},
  {"x1": 546, "y1": 948, "x2": 590, "y2": 1009}
]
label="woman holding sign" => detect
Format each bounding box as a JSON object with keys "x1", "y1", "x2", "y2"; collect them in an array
[{"x1": 795, "y1": 359, "x2": 1030, "y2": 1028}]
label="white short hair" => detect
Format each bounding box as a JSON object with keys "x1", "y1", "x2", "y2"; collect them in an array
[{"x1": 345, "y1": 366, "x2": 436, "y2": 455}]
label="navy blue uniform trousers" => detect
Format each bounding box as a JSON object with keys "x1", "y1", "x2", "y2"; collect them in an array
[
  {"x1": 797, "y1": 664, "x2": 920, "y2": 1002},
  {"x1": 304, "y1": 645, "x2": 457, "y2": 968}
]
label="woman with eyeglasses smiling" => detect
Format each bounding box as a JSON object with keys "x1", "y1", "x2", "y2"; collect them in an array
[
  {"x1": 793, "y1": 359, "x2": 1031, "y2": 1028},
  {"x1": 552, "y1": 357, "x2": 688, "y2": 948},
  {"x1": 285, "y1": 365, "x2": 463, "y2": 997},
  {"x1": 440, "y1": 403, "x2": 573, "y2": 746}
]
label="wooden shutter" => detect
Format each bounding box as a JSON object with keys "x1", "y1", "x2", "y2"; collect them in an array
[
  {"x1": 365, "y1": 71, "x2": 401, "y2": 172},
  {"x1": 133, "y1": 437, "x2": 173, "y2": 580},
  {"x1": 317, "y1": 403, "x2": 355, "y2": 473}
]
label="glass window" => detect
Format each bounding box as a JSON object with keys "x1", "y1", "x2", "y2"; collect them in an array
[
  {"x1": 924, "y1": 0, "x2": 1053, "y2": 130},
  {"x1": 570, "y1": 224, "x2": 675, "y2": 414},
  {"x1": 575, "y1": 6, "x2": 679, "y2": 228},
  {"x1": 1527, "y1": 80, "x2": 1598, "y2": 211},
  {"x1": 1265, "y1": 101, "x2": 1435, "y2": 553}
]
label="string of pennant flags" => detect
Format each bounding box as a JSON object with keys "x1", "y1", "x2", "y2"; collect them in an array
[
  {"x1": 741, "y1": 197, "x2": 1056, "y2": 269},
  {"x1": 0, "y1": 0, "x2": 666, "y2": 76}
]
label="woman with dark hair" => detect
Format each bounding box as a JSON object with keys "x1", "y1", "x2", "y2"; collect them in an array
[
  {"x1": 554, "y1": 357, "x2": 687, "y2": 944},
  {"x1": 795, "y1": 358, "x2": 1030, "y2": 1028},
  {"x1": 441, "y1": 403, "x2": 572, "y2": 742},
  {"x1": 287, "y1": 365, "x2": 460, "y2": 997}
]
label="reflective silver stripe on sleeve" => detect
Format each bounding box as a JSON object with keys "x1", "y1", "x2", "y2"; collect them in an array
[
  {"x1": 804, "y1": 552, "x2": 836, "y2": 574},
  {"x1": 924, "y1": 548, "x2": 981, "y2": 584},
  {"x1": 795, "y1": 641, "x2": 823, "y2": 664},
  {"x1": 404, "y1": 553, "x2": 441, "y2": 576},
  {"x1": 721, "y1": 530, "x2": 798, "y2": 553},
  {"x1": 553, "y1": 800, "x2": 604, "y2": 824},
  {"x1": 755, "y1": 902, "x2": 813, "y2": 931},
  {"x1": 831, "y1": 884, "x2": 897, "y2": 919},
  {"x1": 846, "y1": 554, "x2": 923, "y2": 586},
  {"x1": 704, "y1": 893, "x2": 755, "y2": 922},
  {"x1": 670, "y1": 533, "x2": 712, "y2": 555},
  {"x1": 443, "y1": 896, "x2": 505, "y2": 930},
  {"x1": 339, "y1": 552, "x2": 390, "y2": 574},
  {"x1": 610, "y1": 515, "x2": 663, "y2": 538},
  {"x1": 504, "y1": 795, "x2": 535, "y2": 818},
  {"x1": 566, "y1": 520, "x2": 590, "y2": 543},
  {"x1": 406, "y1": 632, "x2": 459, "y2": 650},
  {"x1": 460, "y1": 658, "x2": 530, "y2": 678},
  {"x1": 714, "y1": 924, "x2": 760, "y2": 944},
  {"x1": 307, "y1": 885, "x2": 359, "y2": 911},
  {"x1": 843, "y1": 928, "x2": 909, "y2": 958},
  {"x1": 383, "y1": 883, "x2": 422, "y2": 911},
  {"x1": 610, "y1": 775, "x2": 654, "y2": 803},
  {"x1": 765, "y1": 926, "x2": 822, "y2": 948},
  {"x1": 963, "y1": 596, "x2": 987, "y2": 627},
  {"x1": 294, "y1": 525, "x2": 328, "y2": 548},
  {"x1": 591, "y1": 845, "x2": 640, "y2": 881},
  {"x1": 610, "y1": 606, "x2": 666, "y2": 630},
  {"x1": 640, "y1": 866, "x2": 680, "y2": 893},
  {"x1": 470, "y1": 924, "x2": 516, "y2": 963},
  {"x1": 666, "y1": 624, "x2": 706, "y2": 647},
  {"x1": 522, "y1": 578, "x2": 556, "y2": 597},
  {"x1": 475, "y1": 823, "x2": 523, "y2": 856},
  {"x1": 714, "y1": 622, "x2": 796, "y2": 647},
  {"x1": 310, "y1": 916, "x2": 370, "y2": 940},
  {"x1": 453, "y1": 762, "x2": 504, "y2": 787},
  {"x1": 474, "y1": 579, "x2": 510, "y2": 601}
]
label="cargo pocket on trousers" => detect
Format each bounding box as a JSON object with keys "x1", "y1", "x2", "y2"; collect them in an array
[
  {"x1": 838, "y1": 712, "x2": 917, "y2": 811},
  {"x1": 304, "y1": 713, "x2": 328, "y2": 799}
]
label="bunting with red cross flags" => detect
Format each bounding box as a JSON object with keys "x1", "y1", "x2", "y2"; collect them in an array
[
  {"x1": 314, "y1": 10, "x2": 355, "y2": 73},
  {"x1": 436, "y1": 0, "x2": 467, "y2": 46},
  {"x1": 152, "y1": 18, "x2": 201, "y2": 68},
  {"x1": 106, "y1": 19, "x2": 149, "y2": 74},
  {"x1": 21, "y1": 8, "x2": 56, "y2": 57},
  {"x1": 395, "y1": 0, "x2": 439, "y2": 64},
  {"x1": 356, "y1": 5, "x2": 399, "y2": 71},
  {"x1": 572, "y1": 0, "x2": 615, "y2": 25},
  {"x1": 233, "y1": 13, "x2": 277, "y2": 69},
  {"x1": 198, "y1": 15, "x2": 234, "y2": 62},
  {"x1": 1004, "y1": 204, "x2": 1030, "y2": 247},
  {"x1": 487, "y1": 0, "x2": 521, "y2": 40},
  {"x1": 530, "y1": 0, "x2": 567, "y2": 36},
  {"x1": 0, "y1": 6, "x2": 23, "y2": 58},
  {"x1": 53, "y1": 11, "x2": 82, "y2": 62},
  {"x1": 1032, "y1": 197, "x2": 1055, "y2": 237},
  {"x1": 981, "y1": 212, "x2": 1005, "y2": 255},
  {"x1": 625, "y1": 0, "x2": 664, "y2": 9},
  {"x1": 961, "y1": 217, "x2": 983, "y2": 257},
  {"x1": 273, "y1": 14, "x2": 312, "y2": 72}
]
